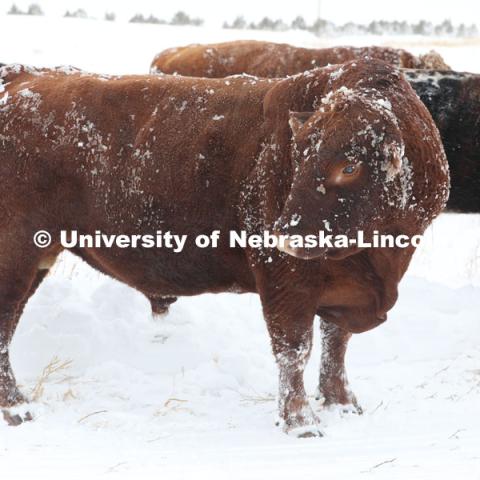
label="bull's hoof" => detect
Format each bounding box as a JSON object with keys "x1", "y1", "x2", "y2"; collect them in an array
[
  {"x1": 276, "y1": 418, "x2": 324, "y2": 438},
  {"x1": 341, "y1": 402, "x2": 363, "y2": 415},
  {"x1": 151, "y1": 310, "x2": 169, "y2": 321},
  {"x1": 277, "y1": 405, "x2": 324, "y2": 438},
  {"x1": 0, "y1": 387, "x2": 28, "y2": 408},
  {"x1": 315, "y1": 386, "x2": 363, "y2": 415},
  {"x1": 325, "y1": 401, "x2": 363, "y2": 416},
  {"x1": 289, "y1": 425, "x2": 324, "y2": 438},
  {"x1": 2, "y1": 409, "x2": 33, "y2": 426}
]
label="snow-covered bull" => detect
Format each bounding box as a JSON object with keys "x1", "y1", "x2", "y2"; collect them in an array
[
  {"x1": 150, "y1": 40, "x2": 478, "y2": 414},
  {"x1": 150, "y1": 40, "x2": 450, "y2": 77},
  {"x1": 0, "y1": 60, "x2": 448, "y2": 435}
]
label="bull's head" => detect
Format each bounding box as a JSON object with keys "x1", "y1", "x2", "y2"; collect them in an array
[{"x1": 275, "y1": 87, "x2": 411, "y2": 260}]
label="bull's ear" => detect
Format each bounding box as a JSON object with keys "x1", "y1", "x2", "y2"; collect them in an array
[{"x1": 289, "y1": 111, "x2": 314, "y2": 136}]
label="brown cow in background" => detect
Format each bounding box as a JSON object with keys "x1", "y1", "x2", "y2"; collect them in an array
[
  {"x1": 0, "y1": 60, "x2": 448, "y2": 434},
  {"x1": 150, "y1": 40, "x2": 450, "y2": 77}
]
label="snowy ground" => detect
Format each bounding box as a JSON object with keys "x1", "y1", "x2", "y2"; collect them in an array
[{"x1": 0, "y1": 14, "x2": 479, "y2": 480}]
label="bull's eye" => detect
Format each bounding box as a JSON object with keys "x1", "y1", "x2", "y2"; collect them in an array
[
  {"x1": 331, "y1": 162, "x2": 362, "y2": 186},
  {"x1": 342, "y1": 164, "x2": 356, "y2": 175}
]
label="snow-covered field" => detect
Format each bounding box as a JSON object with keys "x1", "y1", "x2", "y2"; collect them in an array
[{"x1": 0, "y1": 14, "x2": 479, "y2": 480}]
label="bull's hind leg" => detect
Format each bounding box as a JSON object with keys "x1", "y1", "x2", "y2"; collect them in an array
[
  {"x1": 0, "y1": 233, "x2": 57, "y2": 410},
  {"x1": 316, "y1": 320, "x2": 362, "y2": 414},
  {"x1": 0, "y1": 270, "x2": 49, "y2": 408},
  {"x1": 0, "y1": 268, "x2": 50, "y2": 426}
]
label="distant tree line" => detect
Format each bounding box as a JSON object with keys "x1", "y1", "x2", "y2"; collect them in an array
[
  {"x1": 6, "y1": 4, "x2": 479, "y2": 37},
  {"x1": 7, "y1": 4, "x2": 203, "y2": 25},
  {"x1": 8, "y1": 3, "x2": 43, "y2": 16},
  {"x1": 64, "y1": 9, "x2": 88, "y2": 19},
  {"x1": 224, "y1": 15, "x2": 479, "y2": 37},
  {"x1": 8, "y1": 3, "x2": 88, "y2": 18},
  {"x1": 129, "y1": 11, "x2": 203, "y2": 26}
]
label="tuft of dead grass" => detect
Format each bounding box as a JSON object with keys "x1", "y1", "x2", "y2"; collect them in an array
[
  {"x1": 77, "y1": 410, "x2": 108, "y2": 423},
  {"x1": 62, "y1": 388, "x2": 77, "y2": 401},
  {"x1": 153, "y1": 397, "x2": 193, "y2": 416},
  {"x1": 31, "y1": 356, "x2": 73, "y2": 401},
  {"x1": 239, "y1": 393, "x2": 275, "y2": 404}
]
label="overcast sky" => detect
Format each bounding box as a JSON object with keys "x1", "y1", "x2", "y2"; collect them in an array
[{"x1": 4, "y1": 0, "x2": 478, "y2": 25}]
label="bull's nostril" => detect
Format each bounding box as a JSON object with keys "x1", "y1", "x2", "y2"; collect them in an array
[
  {"x1": 276, "y1": 238, "x2": 293, "y2": 254},
  {"x1": 276, "y1": 237, "x2": 307, "y2": 259}
]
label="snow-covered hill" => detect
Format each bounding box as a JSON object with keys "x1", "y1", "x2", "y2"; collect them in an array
[
  {"x1": 0, "y1": 14, "x2": 479, "y2": 480},
  {"x1": 1, "y1": 14, "x2": 479, "y2": 73}
]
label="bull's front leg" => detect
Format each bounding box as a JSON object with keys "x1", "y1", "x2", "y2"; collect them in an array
[
  {"x1": 260, "y1": 286, "x2": 322, "y2": 437},
  {"x1": 316, "y1": 320, "x2": 362, "y2": 414}
]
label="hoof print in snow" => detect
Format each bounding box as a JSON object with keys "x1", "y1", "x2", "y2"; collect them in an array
[
  {"x1": 2, "y1": 409, "x2": 33, "y2": 426},
  {"x1": 152, "y1": 333, "x2": 170, "y2": 344},
  {"x1": 288, "y1": 425, "x2": 324, "y2": 439},
  {"x1": 278, "y1": 417, "x2": 324, "y2": 438},
  {"x1": 297, "y1": 430, "x2": 321, "y2": 439}
]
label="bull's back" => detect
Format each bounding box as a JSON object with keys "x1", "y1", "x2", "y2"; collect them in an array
[
  {"x1": 1, "y1": 70, "x2": 264, "y2": 241},
  {"x1": 151, "y1": 41, "x2": 429, "y2": 78},
  {"x1": 1, "y1": 67, "x2": 268, "y2": 217},
  {"x1": 0, "y1": 66, "x2": 275, "y2": 293},
  {"x1": 151, "y1": 40, "x2": 290, "y2": 77}
]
